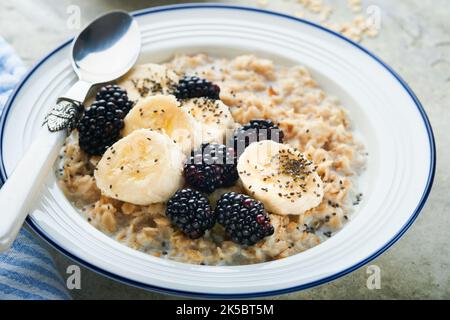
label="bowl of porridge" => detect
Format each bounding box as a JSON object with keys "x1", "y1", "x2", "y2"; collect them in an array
[
  {"x1": 0, "y1": 5, "x2": 435, "y2": 297},
  {"x1": 59, "y1": 53, "x2": 366, "y2": 266}
]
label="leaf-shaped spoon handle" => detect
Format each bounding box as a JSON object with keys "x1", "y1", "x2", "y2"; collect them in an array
[
  {"x1": 0, "y1": 97, "x2": 84, "y2": 252},
  {"x1": 0, "y1": 124, "x2": 66, "y2": 251}
]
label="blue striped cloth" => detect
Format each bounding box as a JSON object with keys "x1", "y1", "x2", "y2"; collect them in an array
[{"x1": 0, "y1": 37, "x2": 71, "y2": 300}]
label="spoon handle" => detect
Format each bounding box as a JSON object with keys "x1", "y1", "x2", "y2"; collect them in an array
[
  {"x1": 0, "y1": 127, "x2": 66, "y2": 251},
  {"x1": 0, "y1": 79, "x2": 91, "y2": 252}
]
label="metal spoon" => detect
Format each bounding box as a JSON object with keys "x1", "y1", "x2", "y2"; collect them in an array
[{"x1": 0, "y1": 11, "x2": 141, "y2": 251}]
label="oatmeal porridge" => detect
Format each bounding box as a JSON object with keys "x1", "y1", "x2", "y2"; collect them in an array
[{"x1": 58, "y1": 54, "x2": 366, "y2": 266}]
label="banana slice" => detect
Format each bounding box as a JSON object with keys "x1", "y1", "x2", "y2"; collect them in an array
[
  {"x1": 117, "y1": 63, "x2": 179, "y2": 102},
  {"x1": 95, "y1": 129, "x2": 185, "y2": 205},
  {"x1": 181, "y1": 98, "x2": 235, "y2": 144},
  {"x1": 123, "y1": 94, "x2": 201, "y2": 154},
  {"x1": 237, "y1": 140, "x2": 324, "y2": 215}
]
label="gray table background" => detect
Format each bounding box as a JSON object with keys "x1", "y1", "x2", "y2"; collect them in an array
[{"x1": 0, "y1": 0, "x2": 448, "y2": 299}]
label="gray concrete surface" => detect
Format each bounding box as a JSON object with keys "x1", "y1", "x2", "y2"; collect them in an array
[{"x1": 0, "y1": 0, "x2": 448, "y2": 299}]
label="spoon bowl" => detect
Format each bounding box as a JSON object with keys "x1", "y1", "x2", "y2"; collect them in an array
[{"x1": 72, "y1": 11, "x2": 141, "y2": 83}]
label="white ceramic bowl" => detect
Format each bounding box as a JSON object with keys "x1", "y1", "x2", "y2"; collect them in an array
[{"x1": 0, "y1": 4, "x2": 435, "y2": 298}]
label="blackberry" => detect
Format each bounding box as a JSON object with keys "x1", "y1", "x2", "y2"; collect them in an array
[
  {"x1": 232, "y1": 119, "x2": 285, "y2": 158},
  {"x1": 174, "y1": 76, "x2": 220, "y2": 100},
  {"x1": 221, "y1": 160, "x2": 239, "y2": 188},
  {"x1": 78, "y1": 85, "x2": 133, "y2": 155},
  {"x1": 183, "y1": 143, "x2": 238, "y2": 193},
  {"x1": 95, "y1": 84, "x2": 134, "y2": 115},
  {"x1": 166, "y1": 189, "x2": 215, "y2": 239},
  {"x1": 215, "y1": 192, "x2": 274, "y2": 246},
  {"x1": 77, "y1": 103, "x2": 124, "y2": 156}
]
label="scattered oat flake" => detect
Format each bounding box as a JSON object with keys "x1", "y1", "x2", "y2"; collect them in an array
[
  {"x1": 348, "y1": 0, "x2": 362, "y2": 13},
  {"x1": 257, "y1": 0, "x2": 269, "y2": 7},
  {"x1": 285, "y1": 0, "x2": 379, "y2": 42}
]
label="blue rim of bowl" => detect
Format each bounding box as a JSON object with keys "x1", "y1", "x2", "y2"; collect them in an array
[{"x1": 0, "y1": 3, "x2": 436, "y2": 299}]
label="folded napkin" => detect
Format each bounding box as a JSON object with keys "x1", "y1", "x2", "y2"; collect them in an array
[{"x1": 0, "y1": 37, "x2": 71, "y2": 300}]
